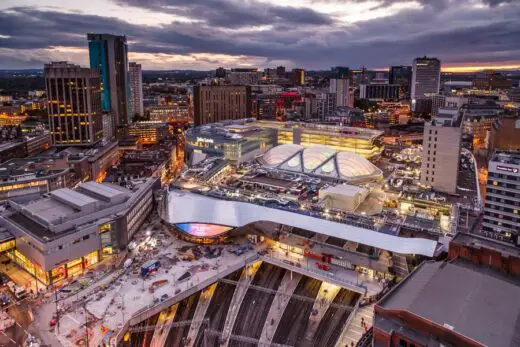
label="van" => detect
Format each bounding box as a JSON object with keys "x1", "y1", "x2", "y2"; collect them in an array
[{"x1": 7, "y1": 281, "x2": 26, "y2": 300}]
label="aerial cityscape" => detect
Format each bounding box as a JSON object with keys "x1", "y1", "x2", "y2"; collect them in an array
[{"x1": 0, "y1": 0, "x2": 520, "y2": 346}]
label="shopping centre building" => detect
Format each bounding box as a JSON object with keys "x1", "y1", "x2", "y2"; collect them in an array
[
  {"x1": 185, "y1": 119, "x2": 384, "y2": 164},
  {"x1": 0, "y1": 178, "x2": 159, "y2": 285}
]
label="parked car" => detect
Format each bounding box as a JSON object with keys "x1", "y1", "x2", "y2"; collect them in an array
[{"x1": 0, "y1": 272, "x2": 10, "y2": 286}]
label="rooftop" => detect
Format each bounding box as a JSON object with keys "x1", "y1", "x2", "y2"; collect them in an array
[
  {"x1": 377, "y1": 260, "x2": 520, "y2": 347},
  {"x1": 490, "y1": 151, "x2": 520, "y2": 165},
  {"x1": 0, "y1": 155, "x2": 69, "y2": 181},
  {"x1": 451, "y1": 232, "x2": 520, "y2": 258},
  {"x1": 164, "y1": 190, "x2": 438, "y2": 257},
  {"x1": 261, "y1": 144, "x2": 383, "y2": 182}
]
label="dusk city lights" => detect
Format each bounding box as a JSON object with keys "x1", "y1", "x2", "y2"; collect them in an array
[{"x1": 0, "y1": 1, "x2": 519, "y2": 346}]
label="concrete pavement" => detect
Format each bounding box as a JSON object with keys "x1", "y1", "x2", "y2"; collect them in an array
[{"x1": 303, "y1": 282, "x2": 341, "y2": 342}]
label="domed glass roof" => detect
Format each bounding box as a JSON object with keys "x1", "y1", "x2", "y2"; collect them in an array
[
  {"x1": 261, "y1": 144, "x2": 381, "y2": 181},
  {"x1": 262, "y1": 144, "x2": 303, "y2": 166}
]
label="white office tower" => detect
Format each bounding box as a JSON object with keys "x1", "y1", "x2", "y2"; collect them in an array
[
  {"x1": 329, "y1": 78, "x2": 350, "y2": 107},
  {"x1": 129, "y1": 62, "x2": 144, "y2": 118},
  {"x1": 411, "y1": 57, "x2": 441, "y2": 101},
  {"x1": 420, "y1": 111, "x2": 462, "y2": 194}
]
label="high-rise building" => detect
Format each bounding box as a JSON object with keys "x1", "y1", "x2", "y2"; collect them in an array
[
  {"x1": 291, "y1": 68, "x2": 305, "y2": 86},
  {"x1": 482, "y1": 151, "x2": 520, "y2": 246},
  {"x1": 411, "y1": 57, "x2": 441, "y2": 101},
  {"x1": 359, "y1": 84, "x2": 400, "y2": 101},
  {"x1": 87, "y1": 33, "x2": 130, "y2": 131},
  {"x1": 331, "y1": 66, "x2": 350, "y2": 79},
  {"x1": 193, "y1": 85, "x2": 251, "y2": 125},
  {"x1": 389, "y1": 65, "x2": 412, "y2": 99},
  {"x1": 45, "y1": 62, "x2": 103, "y2": 146},
  {"x1": 329, "y1": 78, "x2": 350, "y2": 107},
  {"x1": 215, "y1": 67, "x2": 226, "y2": 78},
  {"x1": 431, "y1": 94, "x2": 446, "y2": 118},
  {"x1": 276, "y1": 66, "x2": 286, "y2": 77},
  {"x1": 229, "y1": 68, "x2": 261, "y2": 85},
  {"x1": 129, "y1": 62, "x2": 143, "y2": 118},
  {"x1": 420, "y1": 111, "x2": 462, "y2": 194}
]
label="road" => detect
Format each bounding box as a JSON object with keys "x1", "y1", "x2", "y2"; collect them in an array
[
  {"x1": 272, "y1": 276, "x2": 321, "y2": 346},
  {"x1": 0, "y1": 288, "x2": 34, "y2": 346},
  {"x1": 311, "y1": 289, "x2": 360, "y2": 347},
  {"x1": 229, "y1": 263, "x2": 285, "y2": 347},
  {"x1": 194, "y1": 269, "x2": 242, "y2": 347}
]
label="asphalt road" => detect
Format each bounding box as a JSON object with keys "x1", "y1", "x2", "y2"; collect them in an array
[{"x1": 0, "y1": 287, "x2": 33, "y2": 346}]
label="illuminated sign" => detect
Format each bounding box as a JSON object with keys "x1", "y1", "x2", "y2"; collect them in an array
[
  {"x1": 197, "y1": 137, "x2": 214, "y2": 144},
  {"x1": 497, "y1": 165, "x2": 519, "y2": 174},
  {"x1": 176, "y1": 223, "x2": 233, "y2": 237}
]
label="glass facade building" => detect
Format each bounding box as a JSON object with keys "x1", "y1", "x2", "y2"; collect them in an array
[{"x1": 87, "y1": 33, "x2": 130, "y2": 132}]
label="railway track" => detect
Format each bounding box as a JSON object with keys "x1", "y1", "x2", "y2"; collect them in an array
[
  {"x1": 230, "y1": 263, "x2": 286, "y2": 347},
  {"x1": 311, "y1": 289, "x2": 361, "y2": 347},
  {"x1": 272, "y1": 276, "x2": 322, "y2": 346}
]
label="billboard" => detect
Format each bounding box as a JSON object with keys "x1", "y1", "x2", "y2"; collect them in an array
[{"x1": 175, "y1": 223, "x2": 233, "y2": 238}]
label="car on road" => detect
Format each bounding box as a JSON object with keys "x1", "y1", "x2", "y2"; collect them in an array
[
  {"x1": 0, "y1": 293, "x2": 9, "y2": 306},
  {"x1": 0, "y1": 272, "x2": 9, "y2": 286}
]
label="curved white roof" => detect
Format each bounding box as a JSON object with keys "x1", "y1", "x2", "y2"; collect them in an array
[
  {"x1": 302, "y1": 145, "x2": 336, "y2": 172},
  {"x1": 164, "y1": 190, "x2": 438, "y2": 257},
  {"x1": 336, "y1": 152, "x2": 378, "y2": 178},
  {"x1": 262, "y1": 144, "x2": 382, "y2": 181},
  {"x1": 262, "y1": 144, "x2": 303, "y2": 166}
]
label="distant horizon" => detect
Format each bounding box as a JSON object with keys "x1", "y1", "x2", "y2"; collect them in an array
[{"x1": 2, "y1": 65, "x2": 520, "y2": 74}]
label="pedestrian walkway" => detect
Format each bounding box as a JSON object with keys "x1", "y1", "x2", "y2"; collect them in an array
[
  {"x1": 259, "y1": 271, "x2": 302, "y2": 344},
  {"x1": 221, "y1": 260, "x2": 262, "y2": 347},
  {"x1": 186, "y1": 283, "x2": 217, "y2": 347},
  {"x1": 336, "y1": 303, "x2": 374, "y2": 347},
  {"x1": 303, "y1": 283, "x2": 341, "y2": 343},
  {"x1": 150, "y1": 304, "x2": 178, "y2": 347}
]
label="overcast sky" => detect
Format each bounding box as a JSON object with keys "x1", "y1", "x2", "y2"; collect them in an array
[{"x1": 0, "y1": 0, "x2": 519, "y2": 71}]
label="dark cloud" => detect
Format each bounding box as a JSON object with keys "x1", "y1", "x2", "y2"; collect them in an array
[
  {"x1": 0, "y1": 0, "x2": 519, "y2": 69},
  {"x1": 117, "y1": 0, "x2": 333, "y2": 28}
]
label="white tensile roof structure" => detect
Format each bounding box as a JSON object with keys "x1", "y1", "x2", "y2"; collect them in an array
[
  {"x1": 261, "y1": 144, "x2": 382, "y2": 181},
  {"x1": 165, "y1": 190, "x2": 438, "y2": 257}
]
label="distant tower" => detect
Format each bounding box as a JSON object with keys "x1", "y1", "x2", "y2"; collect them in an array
[
  {"x1": 291, "y1": 69, "x2": 305, "y2": 86},
  {"x1": 411, "y1": 57, "x2": 441, "y2": 101},
  {"x1": 389, "y1": 66, "x2": 412, "y2": 99},
  {"x1": 129, "y1": 62, "x2": 144, "y2": 118},
  {"x1": 45, "y1": 62, "x2": 103, "y2": 146},
  {"x1": 87, "y1": 33, "x2": 130, "y2": 134}
]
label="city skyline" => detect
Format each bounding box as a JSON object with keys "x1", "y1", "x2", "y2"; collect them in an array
[{"x1": 0, "y1": 0, "x2": 519, "y2": 71}]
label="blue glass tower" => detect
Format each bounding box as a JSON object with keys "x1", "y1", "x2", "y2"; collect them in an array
[
  {"x1": 87, "y1": 33, "x2": 130, "y2": 133},
  {"x1": 88, "y1": 40, "x2": 111, "y2": 112}
]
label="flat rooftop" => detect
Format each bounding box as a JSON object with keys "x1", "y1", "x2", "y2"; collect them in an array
[
  {"x1": 378, "y1": 260, "x2": 520, "y2": 347},
  {"x1": 451, "y1": 232, "x2": 520, "y2": 258},
  {"x1": 490, "y1": 151, "x2": 520, "y2": 165},
  {"x1": 241, "y1": 174, "x2": 293, "y2": 189}
]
